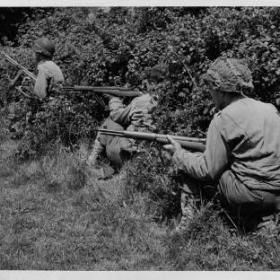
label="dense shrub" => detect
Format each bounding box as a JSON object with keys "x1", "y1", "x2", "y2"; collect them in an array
[
  {"x1": 2, "y1": 7, "x2": 280, "y2": 219},
  {"x1": 124, "y1": 146, "x2": 181, "y2": 222},
  {"x1": 0, "y1": 8, "x2": 54, "y2": 45},
  {"x1": 3, "y1": 7, "x2": 280, "y2": 142}
]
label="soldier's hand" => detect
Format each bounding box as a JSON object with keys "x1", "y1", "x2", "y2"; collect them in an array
[
  {"x1": 103, "y1": 94, "x2": 113, "y2": 101},
  {"x1": 163, "y1": 136, "x2": 182, "y2": 156},
  {"x1": 132, "y1": 109, "x2": 145, "y2": 121}
]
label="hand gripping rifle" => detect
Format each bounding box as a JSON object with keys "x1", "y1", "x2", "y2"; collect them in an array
[{"x1": 98, "y1": 128, "x2": 206, "y2": 152}]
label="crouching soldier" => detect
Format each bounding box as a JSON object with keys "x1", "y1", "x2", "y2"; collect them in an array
[
  {"x1": 87, "y1": 64, "x2": 165, "y2": 179},
  {"x1": 164, "y1": 57, "x2": 280, "y2": 232}
]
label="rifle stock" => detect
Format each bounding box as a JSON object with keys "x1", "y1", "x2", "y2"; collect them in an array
[{"x1": 98, "y1": 129, "x2": 206, "y2": 152}]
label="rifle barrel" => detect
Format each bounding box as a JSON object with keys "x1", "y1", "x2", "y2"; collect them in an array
[
  {"x1": 63, "y1": 86, "x2": 143, "y2": 97},
  {"x1": 98, "y1": 129, "x2": 206, "y2": 143},
  {"x1": 97, "y1": 129, "x2": 206, "y2": 152}
]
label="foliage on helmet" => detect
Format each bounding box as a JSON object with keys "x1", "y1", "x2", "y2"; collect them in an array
[{"x1": 203, "y1": 57, "x2": 254, "y2": 94}]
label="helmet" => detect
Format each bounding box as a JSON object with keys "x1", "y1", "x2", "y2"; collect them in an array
[
  {"x1": 203, "y1": 57, "x2": 254, "y2": 93},
  {"x1": 33, "y1": 37, "x2": 55, "y2": 58}
]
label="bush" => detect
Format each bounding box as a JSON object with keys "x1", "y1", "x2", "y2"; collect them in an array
[
  {"x1": 124, "y1": 146, "x2": 181, "y2": 222},
  {"x1": 2, "y1": 7, "x2": 280, "y2": 218}
]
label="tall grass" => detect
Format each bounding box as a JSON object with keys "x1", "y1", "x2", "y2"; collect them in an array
[{"x1": 0, "y1": 137, "x2": 280, "y2": 270}]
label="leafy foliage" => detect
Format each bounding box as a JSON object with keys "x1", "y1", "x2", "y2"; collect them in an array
[
  {"x1": 124, "y1": 146, "x2": 181, "y2": 222},
  {"x1": 1, "y1": 7, "x2": 280, "y2": 271},
  {"x1": 1, "y1": 7, "x2": 280, "y2": 220}
]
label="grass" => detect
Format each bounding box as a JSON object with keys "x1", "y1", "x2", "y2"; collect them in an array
[{"x1": 0, "y1": 136, "x2": 280, "y2": 270}]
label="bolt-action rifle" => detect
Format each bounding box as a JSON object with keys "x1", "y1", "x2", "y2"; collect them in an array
[
  {"x1": 98, "y1": 128, "x2": 206, "y2": 152},
  {"x1": 1, "y1": 51, "x2": 143, "y2": 102},
  {"x1": 63, "y1": 86, "x2": 143, "y2": 98},
  {"x1": 1, "y1": 50, "x2": 36, "y2": 82}
]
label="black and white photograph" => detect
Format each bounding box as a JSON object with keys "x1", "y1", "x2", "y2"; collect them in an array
[{"x1": 1, "y1": 4, "x2": 280, "y2": 275}]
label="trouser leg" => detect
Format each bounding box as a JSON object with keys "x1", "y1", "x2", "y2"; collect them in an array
[
  {"x1": 218, "y1": 170, "x2": 280, "y2": 229},
  {"x1": 90, "y1": 118, "x2": 135, "y2": 169},
  {"x1": 175, "y1": 169, "x2": 280, "y2": 231},
  {"x1": 106, "y1": 136, "x2": 135, "y2": 169}
]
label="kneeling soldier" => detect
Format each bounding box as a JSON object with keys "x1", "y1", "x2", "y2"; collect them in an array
[{"x1": 164, "y1": 57, "x2": 280, "y2": 232}]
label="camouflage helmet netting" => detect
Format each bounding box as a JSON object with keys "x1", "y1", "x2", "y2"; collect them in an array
[{"x1": 203, "y1": 57, "x2": 254, "y2": 93}]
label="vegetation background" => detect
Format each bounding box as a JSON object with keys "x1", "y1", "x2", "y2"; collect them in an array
[{"x1": 1, "y1": 7, "x2": 280, "y2": 270}]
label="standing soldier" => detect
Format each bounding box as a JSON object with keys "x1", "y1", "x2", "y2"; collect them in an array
[{"x1": 164, "y1": 57, "x2": 280, "y2": 232}]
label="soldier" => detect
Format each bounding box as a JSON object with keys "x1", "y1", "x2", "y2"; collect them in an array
[
  {"x1": 7, "y1": 37, "x2": 64, "y2": 138},
  {"x1": 87, "y1": 64, "x2": 164, "y2": 179},
  {"x1": 164, "y1": 57, "x2": 280, "y2": 231},
  {"x1": 33, "y1": 37, "x2": 64, "y2": 99}
]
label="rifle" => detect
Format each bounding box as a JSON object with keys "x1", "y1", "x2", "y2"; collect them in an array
[
  {"x1": 1, "y1": 51, "x2": 143, "y2": 101},
  {"x1": 1, "y1": 50, "x2": 36, "y2": 83},
  {"x1": 1, "y1": 50, "x2": 39, "y2": 99},
  {"x1": 63, "y1": 86, "x2": 143, "y2": 98},
  {"x1": 98, "y1": 128, "x2": 206, "y2": 152}
]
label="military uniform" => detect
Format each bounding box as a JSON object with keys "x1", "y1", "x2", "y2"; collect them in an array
[
  {"x1": 8, "y1": 38, "x2": 64, "y2": 137},
  {"x1": 174, "y1": 98, "x2": 280, "y2": 219},
  {"x1": 87, "y1": 93, "x2": 158, "y2": 174},
  {"x1": 169, "y1": 58, "x2": 280, "y2": 230},
  {"x1": 34, "y1": 60, "x2": 64, "y2": 99},
  {"x1": 88, "y1": 118, "x2": 134, "y2": 169},
  {"x1": 26, "y1": 39, "x2": 64, "y2": 126},
  {"x1": 32, "y1": 37, "x2": 64, "y2": 99},
  {"x1": 109, "y1": 93, "x2": 158, "y2": 131}
]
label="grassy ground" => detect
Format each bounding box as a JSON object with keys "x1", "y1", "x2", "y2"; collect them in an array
[{"x1": 0, "y1": 137, "x2": 280, "y2": 270}]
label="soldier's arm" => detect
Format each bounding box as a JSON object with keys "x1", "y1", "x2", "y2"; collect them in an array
[
  {"x1": 109, "y1": 97, "x2": 132, "y2": 126},
  {"x1": 172, "y1": 117, "x2": 229, "y2": 182},
  {"x1": 33, "y1": 65, "x2": 48, "y2": 99}
]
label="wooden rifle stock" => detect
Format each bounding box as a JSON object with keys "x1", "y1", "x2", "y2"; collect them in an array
[{"x1": 98, "y1": 129, "x2": 206, "y2": 152}]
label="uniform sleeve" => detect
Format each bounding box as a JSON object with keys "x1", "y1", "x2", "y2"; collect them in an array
[
  {"x1": 109, "y1": 97, "x2": 132, "y2": 126},
  {"x1": 34, "y1": 65, "x2": 48, "y2": 99},
  {"x1": 172, "y1": 117, "x2": 229, "y2": 182}
]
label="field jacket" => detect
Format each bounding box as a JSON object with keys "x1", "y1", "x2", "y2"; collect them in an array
[
  {"x1": 173, "y1": 97, "x2": 280, "y2": 191},
  {"x1": 109, "y1": 93, "x2": 158, "y2": 131},
  {"x1": 34, "y1": 60, "x2": 64, "y2": 99}
]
